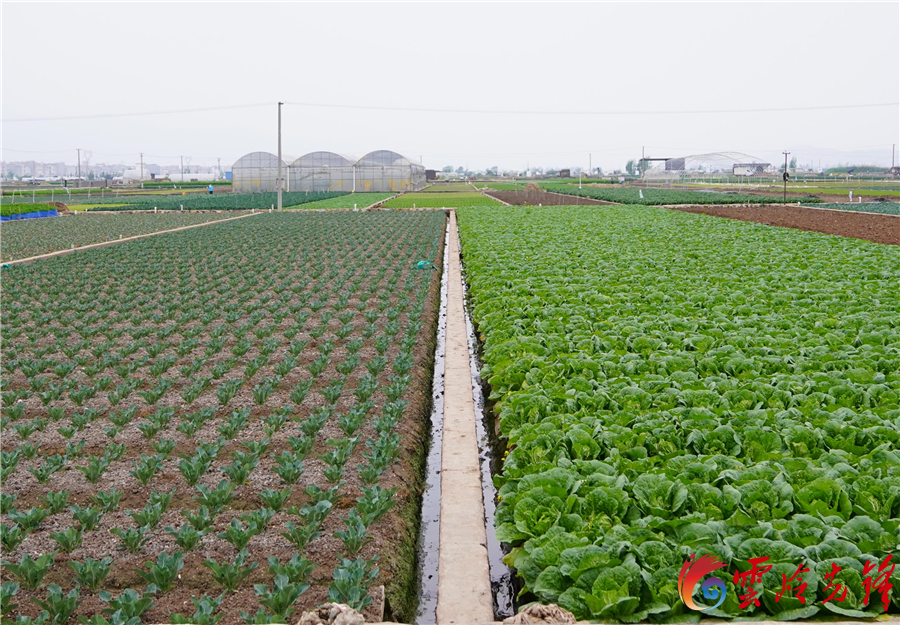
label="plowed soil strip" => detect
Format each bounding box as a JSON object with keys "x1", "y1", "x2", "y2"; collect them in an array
[{"x1": 670, "y1": 204, "x2": 899, "y2": 245}]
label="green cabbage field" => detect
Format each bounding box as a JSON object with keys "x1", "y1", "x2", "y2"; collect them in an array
[
  {"x1": 543, "y1": 185, "x2": 823, "y2": 205},
  {"x1": 458, "y1": 206, "x2": 900, "y2": 621}
]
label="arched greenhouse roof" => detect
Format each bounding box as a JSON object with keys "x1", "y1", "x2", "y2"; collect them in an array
[
  {"x1": 291, "y1": 152, "x2": 358, "y2": 168},
  {"x1": 232, "y1": 151, "x2": 288, "y2": 169},
  {"x1": 358, "y1": 150, "x2": 422, "y2": 168}
]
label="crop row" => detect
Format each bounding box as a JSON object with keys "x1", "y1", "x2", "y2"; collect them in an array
[
  {"x1": 382, "y1": 192, "x2": 500, "y2": 208},
  {"x1": 458, "y1": 206, "x2": 900, "y2": 621},
  {"x1": 1, "y1": 213, "x2": 250, "y2": 262},
  {"x1": 0, "y1": 211, "x2": 445, "y2": 623},
  {"x1": 544, "y1": 185, "x2": 824, "y2": 205}
]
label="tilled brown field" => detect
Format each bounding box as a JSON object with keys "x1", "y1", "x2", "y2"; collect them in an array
[
  {"x1": 483, "y1": 189, "x2": 613, "y2": 206},
  {"x1": 669, "y1": 204, "x2": 899, "y2": 245},
  {"x1": 1, "y1": 211, "x2": 446, "y2": 623}
]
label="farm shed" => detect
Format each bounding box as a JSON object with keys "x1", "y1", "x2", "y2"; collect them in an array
[
  {"x1": 356, "y1": 150, "x2": 426, "y2": 192},
  {"x1": 231, "y1": 151, "x2": 288, "y2": 193},
  {"x1": 288, "y1": 151, "x2": 358, "y2": 192}
]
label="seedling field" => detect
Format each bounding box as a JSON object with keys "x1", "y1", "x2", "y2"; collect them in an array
[
  {"x1": 0, "y1": 211, "x2": 445, "y2": 623},
  {"x1": 1, "y1": 213, "x2": 250, "y2": 262},
  {"x1": 382, "y1": 192, "x2": 500, "y2": 208},
  {"x1": 458, "y1": 206, "x2": 900, "y2": 621}
]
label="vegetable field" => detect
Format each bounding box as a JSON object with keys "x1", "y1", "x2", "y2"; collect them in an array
[
  {"x1": 0, "y1": 211, "x2": 445, "y2": 623},
  {"x1": 76, "y1": 192, "x2": 347, "y2": 212},
  {"x1": 458, "y1": 206, "x2": 900, "y2": 621},
  {"x1": 801, "y1": 203, "x2": 900, "y2": 216},
  {"x1": 382, "y1": 192, "x2": 500, "y2": 208},
  {"x1": 419, "y1": 183, "x2": 473, "y2": 193},
  {"x1": 1, "y1": 213, "x2": 250, "y2": 262},
  {"x1": 286, "y1": 194, "x2": 394, "y2": 210},
  {"x1": 544, "y1": 185, "x2": 824, "y2": 205}
]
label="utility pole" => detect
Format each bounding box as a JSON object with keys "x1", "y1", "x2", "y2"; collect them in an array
[
  {"x1": 277, "y1": 101, "x2": 283, "y2": 210},
  {"x1": 892, "y1": 144, "x2": 895, "y2": 170},
  {"x1": 139, "y1": 153, "x2": 144, "y2": 182},
  {"x1": 77, "y1": 149, "x2": 81, "y2": 187},
  {"x1": 589, "y1": 153, "x2": 592, "y2": 177},
  {"x1": 181, "y1": 156, "x2": 184, "y2": 183},
  {"x1": 641, "y1": 146, "x2": 645, "y2": 178},
  {"x1": 782, "y1": 151, "x2": 790, "y2": 204},
  {"x1": 217, "y1": 157, "x2": 221, "y2": 180}
]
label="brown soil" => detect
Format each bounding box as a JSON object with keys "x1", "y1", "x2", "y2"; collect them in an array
[
  {"x1": 484, "y1": 189, "x2": 613, "y2": 206},
  {"x1": 670, "y1": 204, "x2": 900, "y2": 245}
]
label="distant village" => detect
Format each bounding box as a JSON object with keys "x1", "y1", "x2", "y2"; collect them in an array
[{"x1": 1, "y1": 160, "x2": 226, "y2": 184}]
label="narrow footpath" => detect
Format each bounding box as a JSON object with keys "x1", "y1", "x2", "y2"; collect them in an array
[{"x1": 436, "y1": 210, "x2": 494, "y2": 624}]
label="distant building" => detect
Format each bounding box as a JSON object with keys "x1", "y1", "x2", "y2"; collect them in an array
[
  {"x1": 733, "y1": 163, "x2": 770, "y2": 176},
  {"x1": 426, "y1": 169, "x2": 437, "y2": 181},
  {"x1": 558, "y1": 169, "x2": 571, "y2": 178}
]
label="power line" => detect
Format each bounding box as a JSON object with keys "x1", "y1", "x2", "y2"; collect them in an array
[
  {"x1": 284, "y1": 101, "x2": 899, "y2": 116},
  {"x1": 2, "y1": 102, "x2": 271, "y2": 123},
  {"x1": 3, "y1": 100, "x2": 897, "y2": 123}
]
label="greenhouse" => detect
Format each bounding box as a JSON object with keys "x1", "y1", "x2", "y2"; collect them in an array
[
  {"x1": 644, "y1": 151, "x2": 772, "y2": 180},
  {"x1": 231, "y1": 151, "x2": 289, "y2": 193},
  {"x1": 233, "y1": 149, "x2": 426, "y2": 193},
  {"x1": 356, "y1": 150, "x2": 426, "y2": 193},
  {"x1": 288, "y1": 151, "x2": 357, "y2": 192}
]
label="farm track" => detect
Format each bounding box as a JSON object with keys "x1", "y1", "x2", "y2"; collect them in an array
[{"x1": 670, "y1": 204, "x2": 900, "y2": 245}]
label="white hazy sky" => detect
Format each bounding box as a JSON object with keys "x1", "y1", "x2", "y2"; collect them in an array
[{"x1": 2, "y1": 2, "x2": 898, "y2": 172}]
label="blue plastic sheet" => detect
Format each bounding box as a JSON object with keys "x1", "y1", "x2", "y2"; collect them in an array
[{"x1": 0, "y1": 209, "x2": 58, "y2": 221}]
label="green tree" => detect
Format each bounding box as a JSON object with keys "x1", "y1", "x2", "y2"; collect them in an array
[
  {"x1": 442, "y1": 166, "x2": 454, "y2": 173},
  {"x1": 625, "y1": 159, "x2": 636, "y2": 175},
  {"x1": 789, "y1": 157, "x2": 797, "y2": 169}
]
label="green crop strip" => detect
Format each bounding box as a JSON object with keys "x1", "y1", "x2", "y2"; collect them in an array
[
  {"x1": 286, "y1": 193, "x2": 394, "y2": 210},
  {"x1": 802, "y1": 203, "x2": 900, "y2": 216},
  {"x1": 458, "y1": 206, "x2": 900, "y2": 621},
  {"x1": 544, "y1": 185, "x2": 824, "y2": 205},
  {"x1": 78, "y1": 191, "x2": 348, "y2": 212},
  {"x1": 1, "y1": 213, "x2": 249, "y2": 262},
  {"x1": 382, "y1": 192, "x2": 501, "y2": 208}
]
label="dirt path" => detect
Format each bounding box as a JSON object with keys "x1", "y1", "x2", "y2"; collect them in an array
[
  {"x1": 436, "y1": 210, "x2": 494, "y2": 624},
  {"x1": 670, "y1": 204, "x2": 899, "y2": 245}
]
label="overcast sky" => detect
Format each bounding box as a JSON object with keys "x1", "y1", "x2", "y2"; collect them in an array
[{"x1": 2, "y1": 2, "x2": 898, "y2": 172}]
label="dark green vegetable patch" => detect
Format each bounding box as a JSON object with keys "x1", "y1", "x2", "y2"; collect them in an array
[{"x1": 458, "y1": 206, "x2": 900, "y2": 621}]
